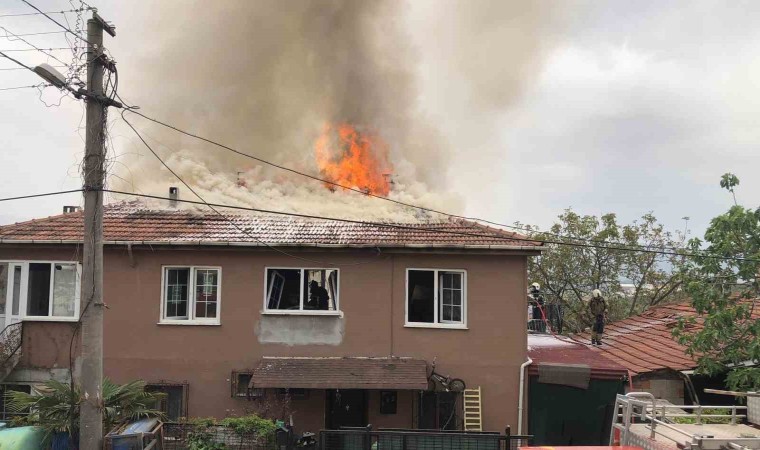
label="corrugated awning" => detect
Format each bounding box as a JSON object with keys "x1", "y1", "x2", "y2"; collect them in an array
[{"x1": 250, "y1": 357, "x2": 429, "y2": 390}]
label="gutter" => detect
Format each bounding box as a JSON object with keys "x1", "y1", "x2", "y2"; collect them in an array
[
  {"x1": 0, "y1": 239, "x2": 543, "y2": 251},
  {"x1": 518, "y1": 357, "x2": 532, "y2": 435}
]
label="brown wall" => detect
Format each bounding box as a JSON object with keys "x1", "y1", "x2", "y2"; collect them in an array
[{"x1": 3, "y1": 245, "x2": 528, "y2": 432}]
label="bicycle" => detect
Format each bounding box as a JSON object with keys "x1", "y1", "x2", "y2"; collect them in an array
[{"x1": 428, "y1": 357, "x2": 466, "y2": 392}]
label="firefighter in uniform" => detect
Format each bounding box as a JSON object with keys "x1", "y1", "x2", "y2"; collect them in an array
[{"x1": 589, "y1": 289, "x2": 606, "y2": 345}]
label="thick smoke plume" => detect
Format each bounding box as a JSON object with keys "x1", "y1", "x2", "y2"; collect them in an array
[{"x1": 113, "y1": 1, "x2": 560, "y2": 221}]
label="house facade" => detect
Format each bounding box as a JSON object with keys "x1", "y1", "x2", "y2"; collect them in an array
[{"x1": 0, "y1": 201, "x2": 541, "y2": 433}]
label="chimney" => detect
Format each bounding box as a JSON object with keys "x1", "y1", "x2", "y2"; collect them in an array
[
  {"x1": 169, "y1": 186, "x2": 179, "y2": 208},
  {"x1": 63, "y1": 206, "x2": 79, "y2": 214}
]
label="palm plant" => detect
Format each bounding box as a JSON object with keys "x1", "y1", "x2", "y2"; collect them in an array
[{"x1": 5, "y1": 378, "x2": 165, "y2": 441}]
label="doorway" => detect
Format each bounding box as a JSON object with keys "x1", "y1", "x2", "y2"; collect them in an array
[{"x1": 326, "y1": 389, "x2": 368, "y2": 429}]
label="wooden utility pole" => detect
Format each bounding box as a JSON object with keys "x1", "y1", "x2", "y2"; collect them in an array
[{"x1": 80, "y1": 11, "x2": 115, "y2": 450}]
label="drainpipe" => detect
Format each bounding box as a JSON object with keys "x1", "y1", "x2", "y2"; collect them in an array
[{"x1": 517, "y1": 357, "x2": 532, "y2": 435}]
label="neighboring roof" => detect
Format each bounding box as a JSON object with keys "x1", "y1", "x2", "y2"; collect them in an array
[
  {"x1": 528, "y1": 334, "x2": 627, "y2": 380},
  {"x1": 0, "y1": 202, "x2": 542, "y2": 250},
  {"x1": 249, "y1": 357, "x2": 429, "y2": 390},
  {"x1": 571, "y1": 302, "x2": 760, "y2": 375}
]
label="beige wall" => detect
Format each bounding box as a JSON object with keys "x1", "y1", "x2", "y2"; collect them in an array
[{"x1": 3, "y1": 244, "x2": 529, "y2": 432}]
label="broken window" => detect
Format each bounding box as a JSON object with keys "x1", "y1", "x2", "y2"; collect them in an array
[
  {"x1": 162, "y1": 267, "x2": 220, "y2": 323},
  {"x1": 265, "y1": 268, "x2": 338, "y2": 312},
  {"x1": 231, "y1": 372, "x2": 254, "y2": 398},
  {"x1": 407, "y1": 269, "x2": 465, "y2": 326}
]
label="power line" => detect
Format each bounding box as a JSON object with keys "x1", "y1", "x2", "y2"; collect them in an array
[
  {"x1": 18, "y1": 0, "x2": 94, "y2": 46},
  {"x1": 102, "y1": 188, "x2": 760, "y2": 264},
  {"x1": 120, "y1": 110, "x2": 386, "y2": 267},
  {"x1": 1, "y1": 27, "x2": 73, "y2": 67},
  {"x1": 0, "y1": 9, "x2": 84, "y2": 18},
  {"x1": 0, "y1": 82, "x2": 48, "y2": 91},
  {"x1": 122, "y1": 109, "x2": 702, "y2": 256},
  {"x1": 0, "y1": 64, "x2": 66, "y2": 71},
  {"x1": 0, "y1": 189, "x2": 81, "y2": 202},
  {"x1": 2, "y1": 31, "x2": 66, "y2": 37},
  {"x1": 0, "y1": 47, "x2": 70, "y2": 51}
]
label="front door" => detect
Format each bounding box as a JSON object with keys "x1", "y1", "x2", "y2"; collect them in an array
[{"x1": 327, "y1": 389, "x2": 368, "y2": 429}]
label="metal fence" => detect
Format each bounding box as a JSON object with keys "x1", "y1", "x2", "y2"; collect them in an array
[
  {"x1": 319, "y1": 427, "x2": 532, "y2": 450},
  {"x1": 162, "y1": 422, "x2": 284, "y2": 450}
]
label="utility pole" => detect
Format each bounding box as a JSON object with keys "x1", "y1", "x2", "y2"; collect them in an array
[{"x1": 79, "y1": 11, "x2": 115, "y2": 450}]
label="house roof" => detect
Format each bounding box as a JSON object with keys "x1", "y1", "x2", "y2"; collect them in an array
[
  {"x1": 0, "y1": 202, "x2": 542, "y2": 250},
  {"x1": 528, "y1": 334, "x2": 628, "y2": 380},
  {"x1": 570, "y1": 302, "x2": 760, "y2": 375},
  {"x1": 249, "y1": 357, "x2": 429, "y2": 390}
]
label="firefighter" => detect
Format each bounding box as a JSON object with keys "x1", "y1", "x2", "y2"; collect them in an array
[
  {"x1": 528, "y1": 282, "x2": 546, "y2": 332},
  {"x1": 589, "y1": 289, "x2": 606, "y2": 345}
]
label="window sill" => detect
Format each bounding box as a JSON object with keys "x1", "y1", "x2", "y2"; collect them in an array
[
  {"x1": 22, "y1": 316, "x2": 78, "y2": 323},
  {"x1": 404, "y1": 322, "x2": 468, "y2": 330},
  {"x1": 261, "y1": 310, "x2": 343, "y2": 318},
  {"x1": 157, "y1": 320, "x2": 221, "y2": 326}
]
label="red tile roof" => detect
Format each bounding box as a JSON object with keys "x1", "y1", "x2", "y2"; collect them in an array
[
  {"x1": 0, "y1": 202, "x2": 541, "y2": 250},
  {"x1": 528, "y1": 334, "x2": 627, "y2": 380},
  {"x1": 571, "y1": 302, "x2": 760, "y2": 375},
  {"x1": 249, "y1": 357, "x2": 429, "y2": 390}
]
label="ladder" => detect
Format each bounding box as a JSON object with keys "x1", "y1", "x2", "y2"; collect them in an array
[{"x1": 463, "y1": 387, "x2": 483, "y2": 431}]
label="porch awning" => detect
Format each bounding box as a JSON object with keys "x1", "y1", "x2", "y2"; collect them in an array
[{"x1": 250, "y1": 357, "x2": 429, "y2": 390}]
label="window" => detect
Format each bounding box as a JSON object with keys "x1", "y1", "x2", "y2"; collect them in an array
[
  {"x1": 380, "y1": 391, "x2": 397, "y2": 414},
  {"x1": 0, "y1": 384, "x2": 32, "y2": 420},
  {"x1": 146, "y1": 382, "x2": 188, "y2": 421},
  {"x1": 231, "y1": 372, "x2": 256, "y2": 398},
  {"x1": 265, "y1": 268, "x2": 339, "y2": 313},
  {"x1": 0, "y1": 261, "x2": 80, "y2": 321},
  {"x1": 161, "y1": 267, "x2": 221, "y2": 324},
  {"x1": 406, "y1": 269, "x2": 466, "y2": 327}
]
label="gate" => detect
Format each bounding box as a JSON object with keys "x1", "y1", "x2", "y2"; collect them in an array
[{"x1": 319, "y1": 426, "x2": 531, "y2": 450}]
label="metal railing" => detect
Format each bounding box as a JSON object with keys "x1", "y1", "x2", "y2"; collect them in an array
[
  {"x1": 610, "y1": 392, "x2": 760, "y2": 450},
  {"x1": 0, "y1": 322, "x2": 22, "y2": 368},
  {"x1": 320, "y1": 426, "x2": 532, "y2": 450}
]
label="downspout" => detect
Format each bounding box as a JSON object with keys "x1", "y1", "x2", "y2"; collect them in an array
[{"x1": 518, "y1": 357, "x2": 532, "y2": 435}]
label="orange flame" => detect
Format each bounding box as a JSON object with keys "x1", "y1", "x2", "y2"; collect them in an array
[{"x1": 314, "y1": 123, "x2": 393, "y2": 196}]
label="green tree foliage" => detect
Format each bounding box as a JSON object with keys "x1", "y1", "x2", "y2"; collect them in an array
[
  {"x1": 521, "y1": 210, "x2": 685, "y2": 333},
  {"x1": 674, "y1": 174, "x2": 760, "y2": 390},
  {"x1": 5, "y1": 378, "x2": 165, "y2": 441}
]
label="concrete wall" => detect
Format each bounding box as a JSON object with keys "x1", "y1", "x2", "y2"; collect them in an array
[
  {"x1": 2, "y1": 244, "x2": 529, "y2": 432},
  {"x1": 631, "y1": 372, "x2": 685, "y2": 404}
]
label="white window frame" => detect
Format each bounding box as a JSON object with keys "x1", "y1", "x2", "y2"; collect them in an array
[
  {"x1": 262, "y1": 267, "x2": 341, "y2": 316},
  {"x1": 159, "y1": 266, "x2": 222, "y2": 325},
  {"x1": 0, "y1": 261, "x2": 81, "y2": 323},
  {"x1": 405, "y1": 268, "x2": 467, "y2": 330}
]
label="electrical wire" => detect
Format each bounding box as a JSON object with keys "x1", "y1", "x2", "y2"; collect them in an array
[
  {"x1": 120, "y1": 110, "x2": 388, "y2": 267},
  {"x1": 122, "y1": 109, "x2": 701, "y2": 256},
  {"x1": 0, "y1": 189, "x2": 82, "y2": 202},
  {"x1": 0, "y1": 47, "x2": 69, "y2": 52},
  {"x1": 0, "y1": 82, "x2": 48, "y2": 91},
  {"x1": 101, "y1": 188, "x2": 760, "y2": 264},
  {"x1": 0, "y1": 64, "x2": 66, "y2": 71},
  {"x1": 1, "y1": 30, "x2": 66, "y2": 37},
  {"x1": 18, "y1": 0, "x2": 95, "y2": 46},
  {"x1": 0, "y1": 49, "x2": 33, "y2": 71},
  {"x1": 0, "y1": 9, "x2": 85, "y2": 18},
  {"x1": 0, "y1": 27, "x2": 73, "y2": 67}
]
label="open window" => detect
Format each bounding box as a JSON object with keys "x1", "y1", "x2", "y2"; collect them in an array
[
  {"x1": 0, "y1": 261, "x2": 80, "y2": 321},
  {"x1": 406, "y1": 269, "x2": 466, "y2": 327},
  {"x1": 161, "y1": 267, "x2": 221, "y2": 324},
  {"x1": 265, "y1": 268, "x2": 339, "y2": 313},
  {"x1": 146, "y1": 382, "x2": 188, "y2": 421}
]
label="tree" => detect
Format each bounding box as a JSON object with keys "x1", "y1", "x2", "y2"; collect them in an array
[
  {"x1": 6, "y1": 378, "x2": 165, "y2": 442},
  {"x1": 674, "y1": 174, "x2": 760, "y2": 390},
  {"x1": 521, "y1": 209, "x2": 685, "y2": 333}
]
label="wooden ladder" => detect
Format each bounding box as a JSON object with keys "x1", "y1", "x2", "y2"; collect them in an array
[{"x1": 463, "y1": 386, "x2": 483, "y2": 431}]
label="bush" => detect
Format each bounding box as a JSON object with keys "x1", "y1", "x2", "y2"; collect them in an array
[{"x1": 219, "y1": 415, "x2": 277, "y2": 438}]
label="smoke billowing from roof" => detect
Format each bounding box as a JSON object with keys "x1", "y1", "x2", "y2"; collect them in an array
[{"x1": 113, "y1": 1, "x2": 561, "y2": 220}]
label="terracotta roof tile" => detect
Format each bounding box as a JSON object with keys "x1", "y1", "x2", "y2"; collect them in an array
[
  {"x1": 570, "y1": 301, "x2": 760, "y2": 375},
  {"x1": 0, "y1": 202, "x2": 541, "y2": 249}
]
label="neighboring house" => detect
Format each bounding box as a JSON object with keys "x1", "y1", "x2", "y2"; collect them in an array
[
  {"x1": 526, "y1": 334, "x2": 626, "y2": 445},
  {"x1": 572, "y1": 303, "x2": 760, "y2": 405},
  {"x1": 0, "y1": 199, "x2": 541, "y2": 432}
]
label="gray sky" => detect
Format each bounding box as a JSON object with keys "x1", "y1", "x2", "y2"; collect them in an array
[{"x1": 1, "y1": 1, "x2": 758, "y2": 240}]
